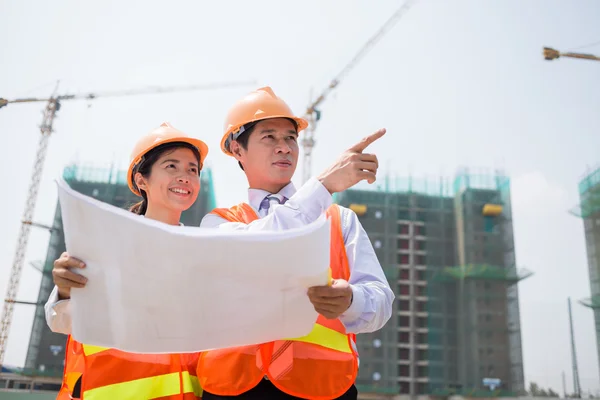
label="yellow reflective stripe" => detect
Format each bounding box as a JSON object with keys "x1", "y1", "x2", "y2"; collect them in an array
[
  {"x1": 82, "y1": 344, "x2": 110, "y2": 356},
  {"x1": 182, "y1": 371, "x2": 203, "y2": 397},
  {"x1": 83, "y1": 372, "x2": 201, "y2": 399},
  {"x1": 286, "y1": 323, "x2": 352, "y2": 353}
]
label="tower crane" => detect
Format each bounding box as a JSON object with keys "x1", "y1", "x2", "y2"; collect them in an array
[
  {"x1": 545, "y1": 43, "x2": 598, "y2": 394},
  {"x1": 543, "y1": 47, "x2": 600, "y2": 62},
  {"x1": 0, "y1": 79, "x2": 255, "y2": 368},
  {"x1": 301, "y1": 0, "x2": 418, "y2": 183}
]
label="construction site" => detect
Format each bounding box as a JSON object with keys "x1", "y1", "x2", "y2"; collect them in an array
[
  {"x1": 1, "y1": 1, "x2": 600, "y2": 399},
  {"x1": 0, "y1": 164, "x2": 532, "y2": 399}
]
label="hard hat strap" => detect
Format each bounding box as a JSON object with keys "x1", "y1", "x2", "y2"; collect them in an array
[{"x1": 224, "y1": 121, "x2": 258, "y2": 152}]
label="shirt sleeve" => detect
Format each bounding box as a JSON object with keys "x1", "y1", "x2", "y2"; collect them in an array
[
  {"x1": 44, "y1": 285, "x2": 72, "y2": 335},
  {"x1": 201, "y1": 177, "x2": 332, "y2": 230},
  {"x1": 338, "y1": 207, "x2": 395, "y2": 334}
]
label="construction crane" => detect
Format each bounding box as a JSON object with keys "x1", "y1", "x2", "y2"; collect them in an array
[
  {"x1": 0, "y1": 79, "x2": 255, "y2": 368},
  {"x1": 301, "y1": 0, "x2": 418, "y2": 183},
  {"x1": 543, "y1": 47, "x2": 600, "y2": 62}
]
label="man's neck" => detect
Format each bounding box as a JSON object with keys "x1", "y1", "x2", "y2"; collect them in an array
[{"x1": 247, "y1": 180, "x2": 291, "y2": 195}]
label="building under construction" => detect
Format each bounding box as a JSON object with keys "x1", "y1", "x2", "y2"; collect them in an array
[
  {"x1": 18, "y1": 163, "x2": 216, "y2": 390},
  {"x1": 573, "y1": 166, "x2": 600, "y2": 384},
  {"x1": 334, "y1": 168, "x2": 531, "y2": 398}
]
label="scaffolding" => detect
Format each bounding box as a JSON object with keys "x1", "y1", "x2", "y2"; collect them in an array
[
  {"x1": 346, "y1": 173, "x2": 454, "y2": 199},
  {"x1": 570, "y1": 166, "x2": 600, "y2": 385},
  {"x1": 62, "y1": 162, "x2": 127, "y2": 185},
  {"x1": 570, "y1": 165, "x2": 600, "y2": 218},
  {"x1": 435, "y1": 264, "x2": 533, "y2": 283},
  {"x1": 333, "y1": 167, "x2": 530, "y2": 397},
  {"x1": 200, "y1": 167, "x2": 217, "y2": 212},
  {"x1": 570, "y1": 192, "x2": 600, "y2": 219},
  {"x1": 580, "y1": 295, "x2": 600, "y2": 309}
]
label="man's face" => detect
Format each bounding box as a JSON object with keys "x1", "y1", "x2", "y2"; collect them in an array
[{"x1": 233, "y1": 118, "x2": 299, "y2": 189}]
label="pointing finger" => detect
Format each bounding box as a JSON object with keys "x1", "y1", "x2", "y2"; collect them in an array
[{"x1": 347, "y1": 128, "x2": 386, "y2": 153}]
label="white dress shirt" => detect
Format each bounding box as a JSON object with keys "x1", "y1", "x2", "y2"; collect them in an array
[
  {"x1": 46, "y1": 285, "x2": 71, "y2": 335},
  {"x1": 201, "y1": 178, "x2": 395, "y2": 334}
]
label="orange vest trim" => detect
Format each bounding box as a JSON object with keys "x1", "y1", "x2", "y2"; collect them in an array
[
  {"x1": 58, "y1": 336, "x2": 202, "y2": 399},
  {"x1": 57, "y1": 335, "x2": 84, "y2": 400},
  {"x1": 198, "y1": 203, "x2": 359, "y2": 399},
  {"x1": 211, "y1": 203, "x2": 258, "y2": 223}
]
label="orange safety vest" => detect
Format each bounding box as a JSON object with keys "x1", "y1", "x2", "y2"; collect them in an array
[
  {"x1": 58, "y1": 335, "x2": 202, "y2": 399},
  {"x1": 57, "y1": 335, "x2": 84, "y2": 400},
  {"x1": 197, "y1": 203, "x2": 359, "y2": 399}
]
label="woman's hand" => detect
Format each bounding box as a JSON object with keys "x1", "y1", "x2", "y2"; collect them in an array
[{"x1": 52, "y1": 252, "x2": 87, "y2": 300}]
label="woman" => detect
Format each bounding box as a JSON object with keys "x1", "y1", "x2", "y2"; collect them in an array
[{"x1": 46, "y1": 122, "x2": 208, "y2": 399}]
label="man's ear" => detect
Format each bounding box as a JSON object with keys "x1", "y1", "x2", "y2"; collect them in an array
[
  {"x1": 229, "y1": 140, "x2": 244, "y2": 162},
  {"x1": 134, "y1": 172, "x2": 147, "y2": 192}
]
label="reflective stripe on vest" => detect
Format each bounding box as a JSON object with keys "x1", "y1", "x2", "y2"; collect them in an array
[
  {"x1": 77, "y1": 344, "x2": 201, "y2": 399},
  {"x1": 285, "y1": 322, "x2": 352, "y2": 354},
  {"x1": 82, "y1": 344, "x2": 109, "y2": 356},
  {"x1": 83, "y1": 371, "x2": 202, "y2": 399}
]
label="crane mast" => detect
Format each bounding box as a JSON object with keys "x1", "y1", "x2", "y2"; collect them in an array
[
  {"x1": 0, "y1": 97, "x2": 60, "y2": 366},
  {"x1": 0, "y1": 79, "x2": 254, "y2": 367},
  {"x1": 301, "y1": 0, "x2": 417, "y2": 183}
]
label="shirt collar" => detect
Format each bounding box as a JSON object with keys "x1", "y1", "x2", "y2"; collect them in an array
[{"x1": 248, "y1": 181, "x2": 297, "y2": 211}]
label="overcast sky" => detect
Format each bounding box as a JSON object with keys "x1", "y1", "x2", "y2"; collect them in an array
[{"x1": 1, "y1": 0, "x2": 600, "y2": 394}]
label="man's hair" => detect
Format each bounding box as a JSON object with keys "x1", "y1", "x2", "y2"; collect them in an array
[{"x1": 233, "y1": 122, "x2": 257, "y2": 171}]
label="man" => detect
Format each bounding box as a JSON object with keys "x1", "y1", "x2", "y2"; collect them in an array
[{"x1": 198, "y1": 86, "x2": 394, "y2": 399}]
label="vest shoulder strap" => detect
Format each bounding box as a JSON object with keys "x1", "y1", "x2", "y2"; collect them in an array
[
  {"x1": 211, "y1": 203, "x2": 258, "y2": 223},
  {"x1": 325, "y1": 204, "x2": 350, "y2": 281}
]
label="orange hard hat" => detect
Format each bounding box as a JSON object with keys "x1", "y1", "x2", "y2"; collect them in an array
[
  {"x1": 127, "y1": 122, "x2": 209, "y2": 196},
  {"x1": 220, "y1": 86, "x2": 309, "y2": 156}
]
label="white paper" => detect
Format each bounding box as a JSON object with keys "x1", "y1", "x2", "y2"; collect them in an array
[{"x1": 56, "y1": 177, "x2": 330, "y2": 354}]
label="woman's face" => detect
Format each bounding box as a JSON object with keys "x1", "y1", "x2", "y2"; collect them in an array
[{"x1": 135, "y1": 147, "x2": 201, "y2": 213}]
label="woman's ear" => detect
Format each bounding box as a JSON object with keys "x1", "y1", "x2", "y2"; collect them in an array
[{"x1": 134, "y1": 172, "x2": 147, "y2": 192}]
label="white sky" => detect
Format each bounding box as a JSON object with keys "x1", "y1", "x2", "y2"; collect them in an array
[{"x1": 1, "y1": 0, "x2": 599, "y2": 394}]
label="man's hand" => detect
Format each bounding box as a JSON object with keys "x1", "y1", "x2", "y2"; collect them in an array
[
  {"x1": 52, "y1": 252, "x2": 87, "y2": 300},
  {"x1": 317, "y1": 128, "x2": 385, "y2": 194},
  {"x1": 307, "y1": 279, "x2": 353, "y2": 320}
]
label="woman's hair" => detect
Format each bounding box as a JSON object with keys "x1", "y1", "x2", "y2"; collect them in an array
[{"x1": 129, "y1": 142, "x2": 201, "y2": 215}]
